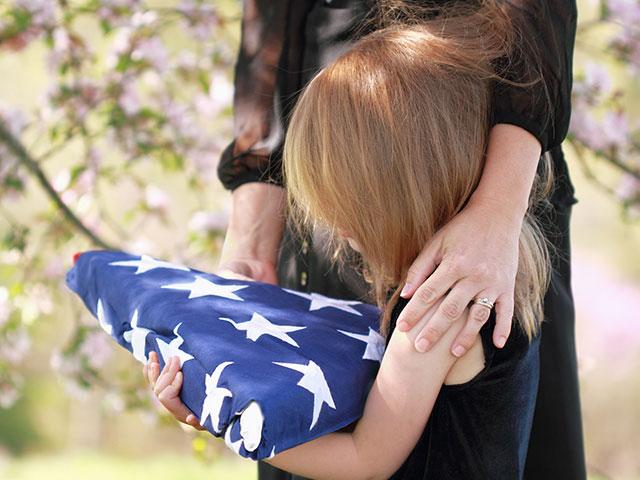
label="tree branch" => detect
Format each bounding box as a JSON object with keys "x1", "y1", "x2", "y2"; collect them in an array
[{"x1": 0, "y1": 121, "x2": 116, "y2": 250}]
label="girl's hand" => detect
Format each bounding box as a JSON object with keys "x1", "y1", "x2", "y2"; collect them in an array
[
  {"x1": 143, "y1": 351, "x2": 205, "y2": 431},
  {"x1": 396, "y1": 195, "x2": 522, "y2": 357}
]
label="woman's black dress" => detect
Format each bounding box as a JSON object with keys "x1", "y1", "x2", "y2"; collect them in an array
[{"x1": 217, "y1": 1, "x2": 586, "y2": 479}]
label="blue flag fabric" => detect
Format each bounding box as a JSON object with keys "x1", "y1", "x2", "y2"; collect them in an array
[{"x1": 65, "y1": 250, "x2": 384, "y2": 460}]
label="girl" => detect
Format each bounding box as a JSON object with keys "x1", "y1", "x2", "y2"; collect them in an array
[{"x1": 144, "y1": 2, "x2": 554, "y2": 478}]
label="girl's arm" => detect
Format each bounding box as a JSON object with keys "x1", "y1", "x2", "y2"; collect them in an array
[
  {"x1": 264, "y1": 299, "x2": 473, "y2": 480},
  {"x1": 145, "y1": 298, "x2": 483, "y2": 480}
]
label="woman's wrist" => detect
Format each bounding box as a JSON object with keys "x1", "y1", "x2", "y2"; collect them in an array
[
  {"x1": 218, "y1": 182, "x2": 286, "y2": 267},
  {"x1": 467, "y1": 123, "x2": 542, "y2": 227}
]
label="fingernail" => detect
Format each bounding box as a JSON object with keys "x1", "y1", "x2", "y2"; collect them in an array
[
  {"x1": 452, "y1": 345, "x2": 466, "y2": 357},
  {"x1": 497, "y1": 335, "x2": 507, "y2": 348},
  {"x1": 400, "y1": 283, "x2": 412, "y2": 298},
  {"x1": 397, "y1": 320, "x2": 409, "y2": 331},
  {"x1": 416, "y1": 338, "x2": 430, "y2": 353}
]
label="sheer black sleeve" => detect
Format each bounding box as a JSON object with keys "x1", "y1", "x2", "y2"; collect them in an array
[
  {"x1": 216, "y1": 0, "x2": 316, "y2": 192},
  {"x1": 491, "y1": 0, "x2": 578, "y2": 153}
]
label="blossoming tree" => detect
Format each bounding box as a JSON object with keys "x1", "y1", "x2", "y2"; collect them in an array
[{"x1": 0, "y1": 0, "x2": 638, "y2": 448}]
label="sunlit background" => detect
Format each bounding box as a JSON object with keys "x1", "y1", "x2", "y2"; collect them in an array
[{"x1": 0, "y1": 1, "x2": 638, "y2": 479}]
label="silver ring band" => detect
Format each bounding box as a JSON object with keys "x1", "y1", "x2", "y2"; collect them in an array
[{"x1": 473, "y1": 297, "x2": 494, "y2": 310}]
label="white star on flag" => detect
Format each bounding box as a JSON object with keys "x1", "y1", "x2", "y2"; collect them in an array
[
  {"x1": 123, "y1": 309, "x2": 152, "y2": 364},
  {"x1": 96, "y1": 299, "x2": 113, "y2": 335},
  {"x1": 267, "y1": 446, "x2": 277, "y2": 459},
  {"x1": 224, "y1": 420, "x2": 243, "y2": 454},
  {"x1": 162, "y1": 276, "x2": 248, "y2": 301},
  {"x1": 156, "y1": 322, "x2": 194, "y2": 367},
  {"x1": 284, "y1": 289, "x2": 363, "y2": 316},
  {"x1": 337, "y1": 327, "x2": 386, "y2": 362},
  {"x1": 239, "y1": 401, "x2": 264, "y2": 452},
  {"x1": 220, "y1": 313, "x2": 306, "y2": 347},
  {"x1": 201, "y1": 361, "x2": 234, "y2": 433},
  {"x1": 109, "y1": 254, "x2": 190, "y2": 274},
  {"x1": 273, "y1": 360, "x2": 336, "y2": 430}
]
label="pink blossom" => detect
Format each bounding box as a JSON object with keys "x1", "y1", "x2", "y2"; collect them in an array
[
  {"x1": 79, "y1": 330, "x2": 113, "y2": 370},
  {"x1": 583, "y1": 62, "x2": 612, "y2": 96},
  {"x1": 52, "y1": 169, "x2": 71, "y2": 192},
  {"x1": 569, "y1": 102, "x2": 605, "y2": 149},
  {"x1": 0, "y1": 287, "x2": 10, "y2": 328},
  {"x1": 573, "y1": 252, "x2": 640, "y2": 373},
  {"x1": 106, "y1": 28, "x2": 133, "y2": 69},
  {"x1": 43, "y1": 257, "x2": 65, "y2": 279},
  {"x1": 607, "y1": 0, "x2": 640, "y2": 23},
  {"x1": 0, "y1": 328, "x2": 31, "y2": 365},
  {"x1": 118, "y1": 81, "x2": 141, "y2": 116},
  {"x1": 0, "y1": 376, "x2": 22, "y2": 409},
  {"x1": 97, "y1": 0, "x2": 143, "y2": 28},
  {"x1": 131, "y1": 37, "x2": 169, "y2": 72},
  {"x1": 14, "y1": 0, "x2": 57, "y2": 28},
  {"x1": 45, "y1": 27, "x2": 72, "y2": 72},
  {"x1": 194, "y1": 72, "x2": 233, "y2": 118},
  {"x1": 144, "y1": 184, "x2": 170, "y2": 213},
  {"x1": 131, "y1": 11, "x2": 158, "y2": 28},
  {"x1": 0, "y1": 105, "x2": 27, "y2": 136},
  {"x1": 616, "y1": 174, "x2": 640, "y2": 201},
  {"x1": 178, "y1": 0, "x2": 219, "y2": 41},
  {"x1": 600, "y1": 111, "x2": 630, "y2": 150}
]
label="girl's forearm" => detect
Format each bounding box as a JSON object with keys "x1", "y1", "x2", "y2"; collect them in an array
[
  {"x1": 469, "y1": 124, "x2": 542, "y2": 224},
  {"x1": 266, "y1": 308, "x2": 464, "y2": 480}
]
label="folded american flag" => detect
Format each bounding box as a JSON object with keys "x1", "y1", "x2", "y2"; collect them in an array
[{"x1": 65, "y1": 250, "x2": 384, "y2": 460}]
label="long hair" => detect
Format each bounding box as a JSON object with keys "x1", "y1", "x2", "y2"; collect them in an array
[{"x1": 282, "y1": 0, "x2": 553, "y2": 340}]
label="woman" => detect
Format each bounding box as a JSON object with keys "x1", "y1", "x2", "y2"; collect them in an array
[
  {"x1": 145, "y1": 3, "x2": 560, "y2": 477},
  {"x1": 214, "y1": 0, "x2": 584, "y2": 478}
]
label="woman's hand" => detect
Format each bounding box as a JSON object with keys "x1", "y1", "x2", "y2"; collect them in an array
[
  {"x1": 216, "y1": 257, "x2": 278, "y2": 284},
  {"x1": 396, "y1": 197, "x2": 522, "y2": 356},
  {"x1": 143, "y1": 351, "x2": 204, "y2": 431},
  {"x1": 396, "y1": 124, "x2": 541, "y2": 357}
]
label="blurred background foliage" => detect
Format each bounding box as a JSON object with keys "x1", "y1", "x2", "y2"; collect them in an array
[{"x1": 0, "y1": 0, "x2": 638, "y2": 479}]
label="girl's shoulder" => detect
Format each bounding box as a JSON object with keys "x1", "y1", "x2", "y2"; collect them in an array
[
  {"x1": 441, "y1": 309, "x2": 540, "y2": 393},
  {"x1": 388, "y1": 295, "x2": 540, "y2": 392}
]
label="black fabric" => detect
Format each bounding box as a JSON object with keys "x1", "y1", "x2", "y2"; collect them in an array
[
  {"x1": 385, "y1": 301, "x2": 540, "y2": 480},
  {"x1": 217, "y1": 0, "x2": 578, "y2": 192}
]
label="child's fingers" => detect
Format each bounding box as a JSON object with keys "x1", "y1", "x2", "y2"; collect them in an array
[
  {"x1": 157, "y1": 370, "x2": 184, "y2": 401},
  {"x1": 153, "y1": 357, "x2": 178, "y2": 395},
  {"x1": 186, "y1": 414, "x2": 206, "y2": 431},
  {"x1": 148, "y1": 360, "x2": 160, "y2": 387}
]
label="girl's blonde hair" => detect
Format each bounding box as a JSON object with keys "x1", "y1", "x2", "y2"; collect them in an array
[{"x1": 282, "y1": 1, "x2": 554, "y2": 339}]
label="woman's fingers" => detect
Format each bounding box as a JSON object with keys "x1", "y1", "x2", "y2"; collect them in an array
[
  {"x1": 412, "y1": 277, "x2": 479, "y2": 352},
  {"x1": 492, "y1": 294, "x2": 514, "y2": 348},
  {"x1": 396, "y1": 259, "x2": 457, "y2": 333},
  {"x1": 216, "y1": 268, "x2": 253, "y2": 281},
  {"x1": 398, "y1": 235, "x2": 441, "y2": 301},
  {"x1": 450, "y1": 290, "x2": 497, "y2": 357}
]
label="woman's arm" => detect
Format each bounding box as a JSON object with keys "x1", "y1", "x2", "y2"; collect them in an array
[
  {"x1": 396, "y1": 124, "x2": 540, "y2": 356},
  {"x1": 216, "y1": 182, "x2": 286, "y2": 286},
  {"x1": 396, "y1": 0, "x2": 578, "y2": 354}
]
